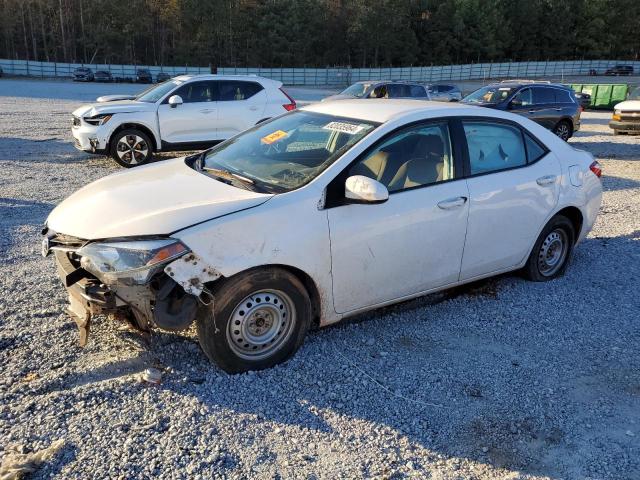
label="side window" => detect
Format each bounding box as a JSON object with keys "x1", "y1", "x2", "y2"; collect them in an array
[
  {"x1": 532, "y1": 87, "x2": 555, "y2": 104},
  {"x1": 348, "y1": 122, "x2": 454, "y2": 193},
  {"x1": 218, "y1": 81, "x2": 264, "y2": 101},
  {"x1": 369, "y1": 84, "x2": 387, "y2": 98},
  {"x1": 513, "y1": 88, "x2": 532, "y2": 106},
  {"x1": 410, "y1": 85, "x2": 428, "y2": 98},
  {"x1": 554, "y1": 89, "x2": 573, "y2": 104},
  {"x1": 463, "y1": 122, "x2": 526, "y2": 175},
  {"x1": 387, "y1": 84, "x2": 410, "y2": 98},
  {"x1": 173, "y1": 81, "x2": 216, "y2": 103},
  {"x1": 524, "y1": 133, "x2": 547, "y2": 163}
]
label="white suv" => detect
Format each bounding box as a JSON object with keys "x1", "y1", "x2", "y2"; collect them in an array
[{"x1": 71, "y1": 75, "x2": 297, "y2": 167}]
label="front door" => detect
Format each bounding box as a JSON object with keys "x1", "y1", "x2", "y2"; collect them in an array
[
  {"x1": 327, "y1": 121, "x2": 469, "y2": 313},
  {"x1": 158, "y1": 80, "x2": 219, "y2": 144}
]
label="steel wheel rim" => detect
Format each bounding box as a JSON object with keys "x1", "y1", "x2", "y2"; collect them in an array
[
  {"x1": 538, "y1": 228, "x2": 568, "y2": 276},
  {"x1": 227, "y1": 290, "x2": 296, "y2": 360},
  {"x1": 116, "y1": 135, "x2": 148, "y2": 165},
  {"x1": 555, "y1": 124, "x2": 570, "y2": 140}
]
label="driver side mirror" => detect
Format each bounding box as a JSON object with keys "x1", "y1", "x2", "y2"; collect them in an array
[
  {"x1": 168, "y1": 95, "x2": 183, "y2": 108},
  {"x1": 345, "y1": 175, "x2": 389, "y2": 204}
]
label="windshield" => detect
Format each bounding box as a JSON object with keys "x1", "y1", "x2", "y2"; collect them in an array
[
  {"x1": 135, "y1": 80, "x2": 181, "y2": 103},
  {"x1": 463, "y1": 85, "x2": 516, "y2": 104},
  {"x1": 201, "y1": 111, "x2": 378, "y2": 193},
  {"x1": 340, "y1": 83, "x2": 372, "y2": 98},
  {"x1": 629, "y1": 87, "x2": 640, "y2": 100}
]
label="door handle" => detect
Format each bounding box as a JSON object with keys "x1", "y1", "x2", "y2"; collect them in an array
[
  {"x1": 554, "y1": 108, "x2": 562, "y2": 112},
  {"x1": 249, "y1": 106, "x2": 258, "y2": 111},
  {"x1": 527, "y1": 110, "x2": 537, "y2": 114},
  {"x1": 536, "y1": 175, "x2": 557, "y2": 186},
  {"x1": 199, "y1": 108, "x2": 215, "y2": 114},
  {"x1": 437, "y1": 196, "x2": 467, "y2": 210}
]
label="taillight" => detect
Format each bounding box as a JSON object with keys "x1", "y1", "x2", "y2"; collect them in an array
[
  {"x1": 279, "y1": 88, "x2": 296, "y2": 111},
  {"x1": 589, "y1": 160, "x2": 602, "y2": 178}
]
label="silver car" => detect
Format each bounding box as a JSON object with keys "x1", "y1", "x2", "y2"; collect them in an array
[{"x1": 427, "y1": 84, "x2": 462, "y2": 102}]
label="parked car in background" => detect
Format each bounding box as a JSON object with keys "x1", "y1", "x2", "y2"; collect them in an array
[
  {"x1": 609, "y1": 86, "x2": 640, "y2": 135},
  {"x1": 71, "y1": 74, "x2": 297, "y2": 167},
  {"x1": 323, "y1": 81, "x2": 431, "y2": 101},
  {"x1": 73, "y1": 67, "x2": 94, "y2": 82},
  {"x1": 156, "y1": 72, "x2": 171, "y2": 83},
  {"x1": 136, "y1": 68, "x2": 153, "y2": 83},
  {"x1": 573, "y1": 91, "x2": 591, "y2": 109},
  {"x1": 462, "y1": 81, "x2": 581, "y2": 140},
  {"x1": 45, "y1": 99, "x2": 603, "y2": 373},
  {"x1": 94, "y1": 70, "x2": 113, "y2": 83},
  {"x1": 427, "y1": 83, "x2": 462, "y2": 102},
  {"x1": 604, "y1": 65, "x2": 634, "y2": 76}
]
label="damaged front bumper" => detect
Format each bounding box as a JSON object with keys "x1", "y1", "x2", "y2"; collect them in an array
[{"x1": 48, "y1": 237, "x2": 221, "y2": 346}]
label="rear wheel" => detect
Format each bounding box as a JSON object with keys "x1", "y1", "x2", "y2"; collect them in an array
[
  {"x1": 196, "y1": 268, "x2": 311, "y2": 373},
  {"x1": 110, "y1": 128, "x2": 153, "y2": 167},
  {"x1": 553, "y1": 120, "x2": 572, "y2": 141},
  {"x1": 522, "y1": 215, "x2": 575, "y2": 281}
]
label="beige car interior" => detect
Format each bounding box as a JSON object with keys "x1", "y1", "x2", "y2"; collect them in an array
[{"x1": 350, "y1": 127, "x2": 453, "y2": 192}]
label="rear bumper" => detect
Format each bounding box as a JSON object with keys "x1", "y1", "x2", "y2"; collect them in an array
[{"x1": 609, "y1": 120, "x2": 640, "y2": 132}]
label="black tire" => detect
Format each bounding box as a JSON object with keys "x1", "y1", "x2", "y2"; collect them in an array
[
  {"x1": 109, "y1": 128, "x2": 153, "y2": 168},
  {"x1": 553, "y1": 120, "x2": 572, "y2": 141},
  {"x1": 196, "y1": 268, "x2": 311, "y2": 374},
  {"x1": 522, "y1": 215, "x2": 575, "y2": 282}
]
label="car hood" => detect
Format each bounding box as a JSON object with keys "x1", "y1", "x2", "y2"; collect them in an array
[
  {"x1": 46, "y1": 157, "x2": 273, "y2": 240},
  {"x1": 96, "y1": 94, "x2": 136, "y2": 103},
  {"x1": 615, "y1": 99, "x2": 640, "y2": 111},
  {"x1": 72, "y1": 100, "x2": 155, "y2": 117}
]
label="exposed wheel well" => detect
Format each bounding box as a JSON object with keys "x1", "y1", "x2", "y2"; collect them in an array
[
  {"x1": 209, "y1": 265, "x2": 322, "y2": 328},
  {"x1": 110, "y1": 123, "x2": 158, "y2": 150},
  {"x1": 556, "y1": 206, "x2": 583, "y2": 241}
]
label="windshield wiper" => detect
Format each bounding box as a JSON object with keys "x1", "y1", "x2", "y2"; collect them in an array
[{"x1": 202, "y1": 166, "x2": 257, "y2": 190}]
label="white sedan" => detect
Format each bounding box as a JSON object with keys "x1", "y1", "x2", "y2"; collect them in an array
[{"x1": 44, "y1": 100, "x2": 603, "y2": 373}]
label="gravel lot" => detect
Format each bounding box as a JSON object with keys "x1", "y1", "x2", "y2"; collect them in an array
[{"x1": 0, "y1": 78, "x2": 639, "y2": 479}]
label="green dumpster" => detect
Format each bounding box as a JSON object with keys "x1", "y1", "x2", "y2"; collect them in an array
[{"x1": 566, "y1": 83, "x2": 629, "y2": 110}]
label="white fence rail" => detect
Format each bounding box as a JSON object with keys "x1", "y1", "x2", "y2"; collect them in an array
[
  {"x1": 1, "y1": 58, "x2": 638, "y2": 86},
  {"x1": 0, "y1": 59, "x2": 209, "y2": 79}
]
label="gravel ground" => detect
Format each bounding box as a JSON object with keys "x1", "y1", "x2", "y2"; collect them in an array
[{"x1": 0, "y1": 78, "x2": 639, "y2": 479}]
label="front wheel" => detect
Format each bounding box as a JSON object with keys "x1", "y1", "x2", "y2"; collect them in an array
[
  {"x1": 110, "y1": 129, "x2": 153, "y2": 167},
  {"x1": 196, "y1": 268, "x2": 311, "y2": 373},
  {"x1": 553, "y1": 120, "x2": 572, "y2": 141},
  {"x1": 522, "y1": 215, "x2": 575, "y2": 281}
]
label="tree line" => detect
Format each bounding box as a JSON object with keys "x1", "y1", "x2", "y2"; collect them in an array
[{"x1": 0, "y1": 0, "x2": 638, "y2": 68}]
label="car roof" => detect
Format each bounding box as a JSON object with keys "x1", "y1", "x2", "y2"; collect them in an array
[
  {"x1": 302, "y1": 99, "x2": 498, "y2": 123},
  {"x1": 490, "y1": 81, "x2": 570, "y2": 89},
  {"x1": 173, "y1": 74, "x2": 281, "y2": 85}
]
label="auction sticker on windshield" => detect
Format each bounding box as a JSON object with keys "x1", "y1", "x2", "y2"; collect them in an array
[
  {"x1": 261, "y1": 130, "x2": 289, "y2": 144},
  {"x1": 323, "y1": 122, "x2": 365, "y2": 135}
]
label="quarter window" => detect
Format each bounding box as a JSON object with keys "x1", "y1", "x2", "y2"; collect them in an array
[
  {"x1": 463, "y1": 122, "x2": 527, "y2": 175},
  {"x1": 218, "y1": 81, "x2": 264, "y2": 101},
  {"x1": 349, "y1": 123, "x2": 454, "y2": 193},
  {"x1": 524, "y1": 134, "x2": 547, "y2": 162},
  {"x1": 410, "y1": 85, "x2": 428, "y2": 98}
]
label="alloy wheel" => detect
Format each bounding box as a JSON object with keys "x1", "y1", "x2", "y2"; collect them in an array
[{"x1": 116, "y1": 134, "x2": 148, "y2": 165}]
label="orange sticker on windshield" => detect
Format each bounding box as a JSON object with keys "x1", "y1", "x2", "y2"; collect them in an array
[{"x1": 261, "y1": 130, "x2": 288, "y2": 144}]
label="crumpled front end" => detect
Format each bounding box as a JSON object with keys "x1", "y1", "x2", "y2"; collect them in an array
[{"x1": 43, "y1": 231, "x2": 213, "y2": 345}]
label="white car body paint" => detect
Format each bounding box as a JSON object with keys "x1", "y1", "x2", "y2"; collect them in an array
[
  {"x1": 50, "y1": 99, "x2": 602, "y2": 328},
  {"x1": 71, "y1": 74, "x2": 293, "y2": 153}
]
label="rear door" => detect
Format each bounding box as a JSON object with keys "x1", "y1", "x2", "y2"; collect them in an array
[
  {"x1": 459, "y1": 119, "x2": 561, "y2": 280},
  {"x1": 531, "y1": 87, "x2": 557, "y2": 129},
  {"x1": 157, "y1": 80, "x2": 219, "y2": 143},
  {"x1": 215, "y1": 80, "x2": 267, "y2": 139}
]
